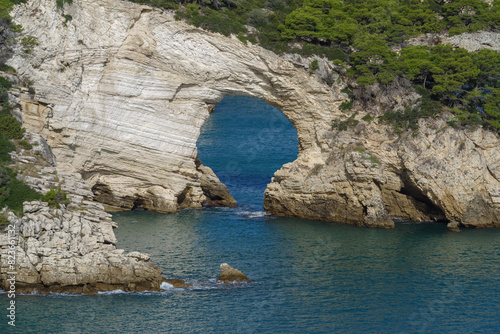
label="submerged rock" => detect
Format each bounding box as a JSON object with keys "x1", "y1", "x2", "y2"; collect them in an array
[
  {"x1": 447, "y1": 221, "x2": 461, "y2": 232},
  {"x1": 161, "y1": 278, "x2": 193, "y2": 288},
  {"x1": 217, "y1": 263, "x2": 251, "y2": 283}
]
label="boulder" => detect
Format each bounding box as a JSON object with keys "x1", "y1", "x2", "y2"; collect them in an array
[{"x1": 217, "y1": 263, "x2": 251, "y2": 283}]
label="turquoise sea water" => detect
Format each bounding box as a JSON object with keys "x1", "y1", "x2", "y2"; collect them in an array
[{"x1": 1, "y1": 96, "x2": 499, "y2": 333}]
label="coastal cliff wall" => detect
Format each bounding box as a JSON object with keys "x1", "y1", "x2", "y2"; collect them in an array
[
  {"x1": 10, "y1": 0, "x2": 338, "y2": 213},
  {"x1": 8, "y1": 0, "x2": 500, "y2": 229}
]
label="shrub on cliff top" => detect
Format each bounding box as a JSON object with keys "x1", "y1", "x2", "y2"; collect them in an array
[{"x1": 42, "y1": 188, "x2": 70, "y2": 209}]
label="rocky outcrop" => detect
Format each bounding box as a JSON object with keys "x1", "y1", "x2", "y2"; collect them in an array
[
  {"x1": 407, "y1": 31, "x2": 500, "y2": 52},
  {"x1": 0, "y1": 139, "x2": 162, "y2": 294},
  {"x1": 217, "y1": 263, "x2": 251, "y2": 283},
  {"x1": 195, "y1": 157, "x2": 236, "y2": 208},
  {"x1": 7, "y1": 0, "x2": 500, "y2": 228},
  {"x1": 264, "y1": 116, "x2": 500, "y2": 229}
]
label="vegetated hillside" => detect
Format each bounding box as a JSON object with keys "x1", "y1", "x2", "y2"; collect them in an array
[{"x1": 124, "y1": 0, "x2": 500, "y2": 134}]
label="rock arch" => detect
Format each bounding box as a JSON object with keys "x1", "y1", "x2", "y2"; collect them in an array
[
  {"x1": 12, "y1": 0, "x2": 336, "y2": 209},
  {"x1": 11, "y1": 0, "x2": 500, "y2": 228}
]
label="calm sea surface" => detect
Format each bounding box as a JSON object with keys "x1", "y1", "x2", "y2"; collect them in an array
[{"x1": 1, "y1": 96, "x2": 499, "y2": 333}]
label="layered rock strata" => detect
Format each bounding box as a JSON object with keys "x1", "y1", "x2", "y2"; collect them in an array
[
  {"x1": 7, "y1": 0, "x2": 500, "y2": 228},
  {"x1": 0, "y1": 135, "x2": 162, "y2": 293}
]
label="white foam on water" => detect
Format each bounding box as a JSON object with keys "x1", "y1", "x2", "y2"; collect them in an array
[
  {"x1": 238, "y1": 211, "x2": 268, "y2": 219},
  {"x1": 159, "y1": 282, "x2": 175, "y2": 290},
  {"x1": 97, "y1": 289, "x2": 126, "y2": 295}
]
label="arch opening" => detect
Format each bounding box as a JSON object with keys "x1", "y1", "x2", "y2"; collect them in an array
[{"x1": 196, "y1": 95, "x2": 298, "y2": 211}]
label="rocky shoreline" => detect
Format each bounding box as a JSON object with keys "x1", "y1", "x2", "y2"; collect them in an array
[
  {"x1": 0, "y1": 133, "x2": 162, "y2": 294},
  {"x1": 0, "y1": 0, "x2": 498, "y2": 295}
]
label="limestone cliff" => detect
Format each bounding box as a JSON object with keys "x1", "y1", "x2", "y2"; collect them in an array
[
  {"x1": 7, "y1": 0, "x2": 500, "y2": 229},
  {"x1": 0, "y1": 132, "x2": 162, "y2": 293}
]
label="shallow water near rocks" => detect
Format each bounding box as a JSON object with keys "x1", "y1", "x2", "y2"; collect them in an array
[{"x1": 1, "y1": 96, "x2": 499, "y2": 333}]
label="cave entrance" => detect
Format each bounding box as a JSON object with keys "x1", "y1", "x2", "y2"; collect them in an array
[{"x1": 196, "y1": 95, "x2": 298, "y2": 211}]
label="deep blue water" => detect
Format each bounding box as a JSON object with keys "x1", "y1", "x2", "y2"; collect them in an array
[
  {"x1": 1, "y1": 96, "x2": 499, "y2": 333},
  {"x1": 196, "y1": 95, "x2": 298, "y2": 211}
]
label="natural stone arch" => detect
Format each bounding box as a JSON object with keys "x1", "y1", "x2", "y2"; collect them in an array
[
  {"x1": 10, "y1": 0, "x2": 500, "y2": 228},
  {"x1": 11, "y1": 0, "x2": 339, "y2": 211}
]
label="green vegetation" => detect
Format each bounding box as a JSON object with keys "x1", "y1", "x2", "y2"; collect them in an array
[
  {"x1": 0, "y1": 1, "x2": 28, "y2": 25},
  {"x1": 0, "y1": 76, "x2": 11, "y2": 103},
  {"x1": 20, "y1": 35, "x2": 38, "y2": 54},
  {"x1": 0, "y1": 136, "x2": 15, "y2": 163},
  {"x1": 0, "y1": 76, "x2": 12, "y2": 90},
  {"x1": 1, "y1": 76, "x2": 24, "y2": 141},
  {"x1": 279, "y1": 1, "x2": 499, "y2": 134},
  {"x1": 0, "y1": 166, "x2": 41, "y2": 215},
  {"x1": 352, "y1": 147, "x2": 380, "y2": 167},
  {"x1": 309, "y1": 59, "x2": 319, "y2": 73},
  {"x1": 332, "y1": 113, "x2": 358, "y2": 131},
  {"x1": 18, "y1": 139, "x2": 32, "y2": 150},
  {"x1": 362, "y1": 114, "x2": 373, "y2": 123},
  {"x1": 1, "y1": 0, "x2": 29, "y2": 62},
  {"x1": 379, "y1": 85, "x2": 443, "y2": 134},
  {"x1": 0, "y1": 105, "x2": 24, "y2": 139},
  {"x1": 0, "y1": 64, "x2": 15, "y2": 73},
  {"x1": 394, "y1": 46, "x2": 500, "y2": 133},
  {"x1": 56, "y1": 0, "x2": 72, "y2": 9},
  {"x1": 0, "y1": 214, "x2": 10, "y2": 229},
  {"x1": 41, "y1": 188, "x2": 70, "y2": 209},
  {"x1": 0, "y1": 75, "x2": 42, "y2": 215},
  {"x1": 279, "y1": 0, "x2": 499, "y2": 45},
  {"x1": 339, "y1": 86, "x2": 353, "y2": 111}
]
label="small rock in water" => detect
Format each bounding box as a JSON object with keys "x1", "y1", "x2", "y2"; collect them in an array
[
  {"x1": 447, "y1": 221, "x2": 461, "y2": 232},
  {"x1": 217, "y1": 263, "x2": 251, "y2": 283}
]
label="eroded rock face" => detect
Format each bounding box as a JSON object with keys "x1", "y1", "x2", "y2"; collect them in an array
[
  {"x1": 8, "y1": 0, "x2": 500, "y2": 228},
  {"x1": 407, "y1": 31, "x2": 500, "y2": 52},
  {"x1": 162, "y1": 278, "x2": 193, "y2": 288},
  {"x1": 264, "y1": 117, "x2": 500, "y2": 229}
]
